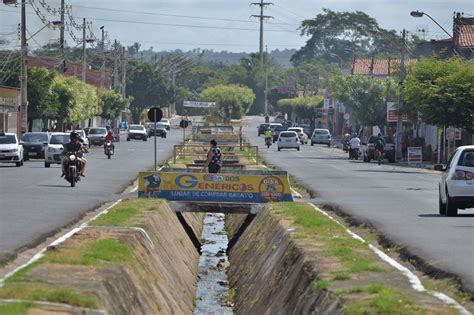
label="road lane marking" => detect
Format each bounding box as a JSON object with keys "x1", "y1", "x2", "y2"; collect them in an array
[
  {"x1": 307, "y1": 202, "x2": 471, "y2": 315},
  {"x1": 0, "y1": 199, "x2": 123, "y2": 287},
  {"x1": 130, "y1": 185, "x2": 138, "y2": 193}
]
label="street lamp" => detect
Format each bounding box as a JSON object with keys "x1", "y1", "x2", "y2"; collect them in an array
[{"x1": 410, "y1": 11, "x2": 453, "y2": 38}]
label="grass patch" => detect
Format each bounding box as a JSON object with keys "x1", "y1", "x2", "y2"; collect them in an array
[
  {"x1": 332, "y1": 271, "x2": 350, "y2": 281},
  {"x1": 288, "y1": 174, "x2": 308, "y2": 196},
  {"x1": 313, "y1": 279, "x2": 331, "y2": 294},
  {"x1": 41, "y1": 239, "x2": 136, "y2": 267},
  {"x1": 90, "y1": 199, "x2": 161, "y2": 227},
  {"x1": 0, "y1": 284, "x2": 99, "y2": 309},
  {"x1": 228, "y1": 287, "x2": 237, "y2": 303},
  {"x1": 0, "y1": 302, "x2": 33, "y2": 315}
]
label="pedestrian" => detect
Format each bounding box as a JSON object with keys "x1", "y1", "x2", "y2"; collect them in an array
[
  {"x1": 204, "y1": 139, "x2": 222, "y2": 173},
  {"x1": 401, "y1": 134, "x2": 409, "y2": 161}
]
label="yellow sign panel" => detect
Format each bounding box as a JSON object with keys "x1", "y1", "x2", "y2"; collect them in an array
[{"x1": 138, "y1": 169, "x2": 293, "y2": 203}]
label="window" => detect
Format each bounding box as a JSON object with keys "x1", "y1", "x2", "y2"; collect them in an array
[
  {"x1": 89, "y1": 128, "x2": 106, "y2": 135},
  {"x1": 50, "y1": 135, "x2": 70, "y2": 144},
  {"x1": 458, "y1": 150, "x2": 474, "y2": 167},
  {"x1": 280, "y1": 132, "x2": 297, "y2": 138},
  {"x1": 0, "y1": 135, "x2": 16, "y2": 144},
  {"x1": 22, "y1": 133, "x2": 48, "y2": 143}
]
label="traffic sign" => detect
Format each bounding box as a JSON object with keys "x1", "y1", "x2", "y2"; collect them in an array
[
  {"x1": 183, "y1": 101, "x2": 216, "y2": 108},
  {"x1": 180, "y1": 119, "x2": 189, "y2": 129},
  {"x1": 147, "y1": 107, "x2": 163, "y2": 122}
]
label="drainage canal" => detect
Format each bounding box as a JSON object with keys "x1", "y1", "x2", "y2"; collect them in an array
[{"x1": 194, "y1": 213, "x2": 233, "y2": 314}]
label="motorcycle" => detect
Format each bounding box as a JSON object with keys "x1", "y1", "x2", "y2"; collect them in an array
[
  {"x1": 349, "y1": 147, "x2": 359, "y2": 160},
  {"x1": 64, "y1": 151, "x2": 81, "y2": 187},
  {"x1": 265, "y1": 137, "x2": 272, "y2": 148},
  {"x1": 105, "y1": 141, "x2": 114, "y2": 159},
  {"x1": 343, "y1": 140, "x2": 350, "y2": 153}
]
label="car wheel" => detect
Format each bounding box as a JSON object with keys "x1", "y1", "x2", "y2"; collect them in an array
[
  {"x1": 16, "y1": 161, "x2": 22, "y2": 167},
  {"x1": 446, "y1": 191, "x2": 458, "y2": 216},
  {"x1": 311, "y1": 142, "x2": 314, "y2": 146},
  {"x1": 24, "y1": 155, "x2": 29, "y2": 161},
  {"x1": 126, "y1": 138, "x2": 130, "y2": 141},
  {"x1": 278, "y1": 147, "x2": 281, "y2": 151},
  {"x1": 297, "y1": 147, "x2": 300, "y2": 151},
  {"x1": 143, "y1": 137, "x2": 147, "y2": 141},
  {"x1": 439, "y1": 188, "x2": 446, "y2": 215},
  {"x1": 45, "y1": 162, "x2": 50, "y2": 168},
  {"x1": 327, "y1": 143, "x2": 330, "y2": 147}
]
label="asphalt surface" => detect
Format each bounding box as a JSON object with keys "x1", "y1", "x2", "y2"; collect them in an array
[
  {"x1": 0, "y1": 126, "x2": 182, "y2": 261},
  {"x1": 245, "y1": 116, "x2": 474, "y2": 291}
]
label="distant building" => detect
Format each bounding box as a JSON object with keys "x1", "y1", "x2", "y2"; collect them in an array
[{"x1": 351, "y1": 57, "x2": 418, "y2": 77}]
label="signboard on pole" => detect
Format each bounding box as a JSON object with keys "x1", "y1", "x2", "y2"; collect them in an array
[
  {"x1": 138, "y1": 169, "x2": 293, "y2": 203},
  {"x1": 387, "y1": 102, "x2": 409, "y2": 123},
  {"x1": 183, "y1": 101, "x2": 216, "y2": 108},
  {"x1": 407, "y1": 147, "x2": 422, "y2": 164},
  {"x1": 445, "y1": 127, "x2": 461, "y2": 141}
]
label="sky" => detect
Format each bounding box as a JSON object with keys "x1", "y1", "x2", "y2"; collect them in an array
[{"x1": 0, "y1": 0, "x2": 473, "y2": 53}]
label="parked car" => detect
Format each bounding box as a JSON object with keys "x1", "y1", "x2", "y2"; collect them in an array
[
  {"x1": 437, "y1": 145, "x2": 474, "y2": 216},
  {"x1": 44, "y1": 132, "x2": 70, "y2": 168},
  {"x1": 0, "y1": 132, "x2": 24, "y2": 167},
  {"x1": 288, "y1": 127, "x2": 308, "y2": 144},
  {"x1": 273, "y1": 125, "x2": 287, "y2": 143},
  {"x1": 311, "y1": 129, "x2": 332, "y2": 147},
  {"x1": 21, "y1": 132, "x2": 49, "y2": 160},
  {"x1": 257, "y1": 123, "x2": 270, "y2": 136},
  {"x1": 148, "y1": 123, "x2": 167, "y2": 138},
  {"x1": 364, "y1": 136, "x2": 395, "y2": 163},
  {"x1": 277, "y1": 131, "x2": 300, "y2": 151},
  {"x1": 127, "y1": 124, "x2": 147, "y2": 141},
  {"x1": 159, "y1": 118, "x2": 171, "y2": 130},
  {"x1": 87, "y1": 127, "x2": 107, "y2": 146}
]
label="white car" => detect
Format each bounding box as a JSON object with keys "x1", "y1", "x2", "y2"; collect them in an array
[
  {"x1": 127, "y1": 124, "x2": 147, "y2": 141},
  {"x1": 0, "y1": 132, "x2": 24, "y2": 167},
  {"x1": 159, "y1": 118, "x2": 171, "y2": 130},
  {"x1": 288, "y1": 127, "x2": 308, "y2": 144},
  {"x1": 311, "y1": 129, "x2": 332, "y2": 147},
  {"x1": 44, "y1": 133, "x2": 70, "y2": 168},
  {"x1": 437, "y1": 145, "x2": 474, "y2": 216},
  {"x1": 277, "y1": 131, "x2": 300, "y2": 151}
]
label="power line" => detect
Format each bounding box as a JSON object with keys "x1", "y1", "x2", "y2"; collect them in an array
[{"x1": 68, "y1": 3, "x2": 299, "y2": 26}]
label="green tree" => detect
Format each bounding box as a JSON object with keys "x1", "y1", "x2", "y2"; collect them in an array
[
  {"x1": 52, "y1": 76, "x2": 99, "y2": 127},
  {"x1": 126, "y1": 62, "x2": 175, "y2": 123},
  {"x1": 98, "y1": 89, "x2": 130, "y2": 121},
  {"x1": 27, "y1": 67, "x2": 60, "y2": 129},
  {"x1": 404, "y1": 58, "x2": 474, "y2": 130},
  {"x1": 200, "y1": 84, "x2": 255, "y2": 120},
  {"x1": 291, "y1": 9, "x2": 401, "y2": 66},
  {"x1": 328, "y1": 75, "x2": 397, "y2": 130},
  {"x1": 277, "y1": 96, "x2": 323, "y2": 127}
]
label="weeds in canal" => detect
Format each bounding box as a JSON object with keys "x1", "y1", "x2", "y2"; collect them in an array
[
  {"x1": 0, "y1": 284, "x2": 99, "y2": 309},
  {"x1": 313, "y1": 279, "x2": 331, "y2": 294},
  {"x1": 0, "y1": 302, "x2": 33, "y2": 315},
  {"x1": 90, "y1": 199, "x2": 162, "y2": 227},
  {"x1": 42, "y1": 239, "x2": 136, "y2": 267}
]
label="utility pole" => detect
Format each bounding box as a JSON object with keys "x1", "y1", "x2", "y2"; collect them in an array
[
  {"x1": 121, "y1": 47, "x2": 128, "y2": 123},
  {"x1": 100, "y1": 26, "x2": 105, "y2": 88},
  {"x1": 264, "y1": 45, "x2": 269, "y2": 115},
  {"x1": 59, "y1": 0, "x2": 65, "y2": 73},
  {"x1": 251, "y1": 0, "x2": 273, "y2": 65},
  {"x1": 395, "y1": 29, "x2": 406, "y2": 161},
  {"x1": 19, "y1": 0, "x2": 27, "y2": 135},
  {"x1": 81, "y1": 18, "x2": 86, "y2": 82},
  {"x1": 112, "y1": 40, "x2": 119, "y2": 89}
]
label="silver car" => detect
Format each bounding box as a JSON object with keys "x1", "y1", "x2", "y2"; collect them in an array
[
  {"x1": 277, "y1": 131, "x2": 300, "y2": 151},
  {"x1": 311, "y1": 129, "x2": 331, "y2": 147}
]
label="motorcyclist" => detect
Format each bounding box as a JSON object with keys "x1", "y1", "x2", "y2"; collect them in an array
[
  {"x1": 104, "y1": 130, "x2": 115, "y2": 154},
  {"x1": 62, "y1": 132, "x2": 88, "y2": 177},
  {"x1": 264, "y1": 128, "x2": 273, "y2": 145},
  {"x1": 349, "y1": 133, "x2": 361, "y2": 159}
]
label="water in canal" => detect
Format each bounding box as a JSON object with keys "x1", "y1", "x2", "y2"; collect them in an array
[{"x1": 194, "y1": 213, "x2": 233, "y2": 315}]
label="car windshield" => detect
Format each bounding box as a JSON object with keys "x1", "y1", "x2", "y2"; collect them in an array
[
  {"x1": 160, "y1": 119, "x2": 169, "y2": 123},
  {"x1": 50, "y1": 135, "x2": 70, "y2": 144},
  {"x1": 22, "y1": 133, "x2": 48, "y2": 142},
  {"x1": 88, "y1": 128, "x2": 106, "y2": 135},
  {"x1": 152, "y1": 124, "x2": 166, "y2": 129},
  {"x1": 314, "y1": 130, "x2": 329, "y2": 135},
  {"x1": 458, "y1": 150, "x2": 474, "y2": 167},
  {"x1": 280, "y1": 132, "x2": 297, "y2": 138},
  {"x1": 0, "y1": 135, "x2": 16, "y2": 144},
  {"x1": 260, "y1": 124, "x2": 270, "y2": 129},
  {"x1": 130, "y1": 125, "x2": 144, "y2": 130}
]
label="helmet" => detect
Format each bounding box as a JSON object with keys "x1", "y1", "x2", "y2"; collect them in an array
[
  {"x1": 352, "y1": 133, "x2": 357, "y2": 138},
  {"x1": 107, "y1": 130, "x2": 113, "y2": 135},
  {"x1": 70, "y1": 131, "x2": 80, "y2": 140}
]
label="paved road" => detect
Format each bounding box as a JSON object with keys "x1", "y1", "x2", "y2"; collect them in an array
[
  {"x1": 0, "y1": 127, "x2": 182, "y2": 261},
  {"x1": 245, "y1": 116, "x2": 474, "y2": 291}
]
